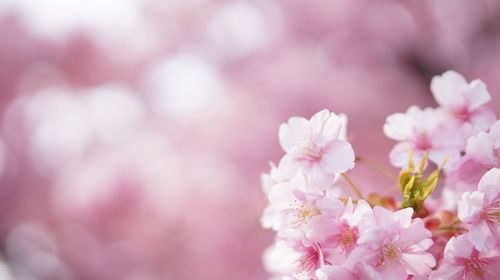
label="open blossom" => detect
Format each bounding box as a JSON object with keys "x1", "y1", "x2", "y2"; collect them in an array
[
  {"x1": 458, "y1": 168, "x2": 500, "y2": 251},
  {"x1": 276, "y1": 110, "x2": 354, "y2": 187},
  {"x1": 307, "y1": 199, "x2": 372, "y2": 254},
  {"x1": 431, "y1": 70, "x2": 496, "y2": 142},
  {"x1": 264, "y1": 239, "x2": 333, "y2": 279},
  {"x1": 452, "y1": 120, "x2": 500, "y2": 190},
  {"x1": 357, "y1": 206, "x2": 436, "y2": 279},
  {"x1": 430, "y1": 235, "x2": 500, "y2": 280},
  {"x1": 384, "y1": 106, "x2": 459, "y2": 168},
  {"x1": 261, "y1": 173, "x2": 343, "y2": 237},
  {"x1": 440, "y1": 120, "x2": 500, "y2": 210},
  {"x1": 261, "y1": 73, "x2": 499, "y2": 280}
]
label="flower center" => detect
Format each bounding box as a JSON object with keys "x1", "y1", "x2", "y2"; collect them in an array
[
  {"x1": 294, "y1": 141, "x2": 322, "y2": 162},
  {"x1": 415, "y1": 133, "x2": 432, "y2": 150},
  {"x1": 464, "y1": 257, "x2": 489, "y2": 278},
  {"x1": 451, "y1": 107, "x2": 470, "y2": 122},
  {"x1": 289, "y1": 201, "x2": 320, "y2": 226},
  {"x1": 298, "y1": 245, "x2": 326, "y2": 272},
  {"x1": 377, "y1": 242, "x2": 401, "y2": 266},
  {"x1": 483, "y1": 199, "x2": 500, "y2": 225},
  {"x1": 337, "y1": 225, "x2": 359, "y2": 250}
]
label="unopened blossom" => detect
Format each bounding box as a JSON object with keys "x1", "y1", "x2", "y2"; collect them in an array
[
  {"x1": 431, "y1": 70, "x2": 496, "y2": 144},
  {"x1": 384, "y1": 105, "x2": 459, "y2": 168},
  {"x1": 357, "y1": 206, "x2": 436, "y2": 279},
  {"x1": 430, "y1": 235, "x2": 500, "y2": 280},
  {"x1": 276, "y1": 109, "x2": 355, "y2": 188},
  {"x1": 458, "y1": 168, "x2": 500, "y2": 251}
]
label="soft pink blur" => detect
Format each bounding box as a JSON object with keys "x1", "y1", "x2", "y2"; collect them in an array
[{"x1": 0, "y1": 1, "x2": 500, "y2": 279}]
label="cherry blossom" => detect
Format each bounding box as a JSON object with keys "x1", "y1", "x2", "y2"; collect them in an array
[
  {"x1": 384, "y1": 106, "x2": 459, "y2": 168},
  {"x1": 261, "y1": 173, "x2": 343, "y2": 238},
  {"x1": 431, "y1": 70, "x2": 496, "y2": 143},
  {"x1": 262, "y1": 70, "x2": 498, "y2": 280},
  {"x1": 276, "y1": 110, "x2": 355, "y2": 187},
  {"x1": 458, "y1": 168, "x2": 500, "y2": 251},
  {"x1": 357, "y1": 206, "x2": 436, "y2": 279},
  {"x1": 430, "y1": 235, "x2": 500, "y2": 280},
  {"x1": 264, "y1": 239, "x2": 333, "y2": 279}
]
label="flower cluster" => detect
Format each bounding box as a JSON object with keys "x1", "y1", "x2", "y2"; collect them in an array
[{"x1": 261, "y1": 71, "x2": 499, "y2": 280}]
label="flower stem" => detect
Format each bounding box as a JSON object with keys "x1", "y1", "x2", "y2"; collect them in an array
[
  {"x1": 438, "y1": 226, "x2": 468, "y2": 232},
  {"x1": 356, "y1": 156, "x2": 398, "y2": 182},
  {"x1": 341, "y1": 173, "x2": 364, "y2": 199}
]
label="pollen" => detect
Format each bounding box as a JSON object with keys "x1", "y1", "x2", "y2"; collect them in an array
[{"x1": 289, "y1": 202, "x2": 320, "y2": 225}]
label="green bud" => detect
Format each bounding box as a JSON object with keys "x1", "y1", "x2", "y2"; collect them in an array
[{"x1": 399, "y1": 146, "x2": 448, "y2": 212}]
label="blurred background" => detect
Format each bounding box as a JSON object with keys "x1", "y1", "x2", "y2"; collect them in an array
[{"x1": 0, "y1": 0, "x2": 499, "y2": 279}]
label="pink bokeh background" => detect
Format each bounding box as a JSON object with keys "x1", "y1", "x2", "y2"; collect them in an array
[{"x1": 0, "y1": 0, "x2": 499, "y2": 279}]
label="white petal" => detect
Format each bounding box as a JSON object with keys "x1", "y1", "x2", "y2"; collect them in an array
[
  {"x1": 457, "y1": 191, "x2": 484, "y2": 223},
  {"x1": 430, "y1": 70, "x2": 467, "y2": 109},
  {"x1": 462, "y1": 79, "x2": 491, "y2": 110}
]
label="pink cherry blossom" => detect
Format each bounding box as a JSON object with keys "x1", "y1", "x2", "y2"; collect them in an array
[
  {"x1": 261, "y1": 173, "x2": 343, "y2": 238},
  {"x1": 458, "y1": 168, "x2": 500, "y2": 251},
  {"x1": 306, "y1": 199, "x2": 372, "y2": 254},
  {"x1": 441, "y1": 120, "x2": 500, "y2": 209},
  {"x1": 452, "y1": 120, "x2": 500, "y2": 190},
  {"x1": 430, "y1": 235, "x2": 500, "y2": 280},
  {"x1": 384, "y1": 105, "x2": 459, "y2": 168},
  {"x1": 431, "y1": 70, "x2": 496, "y2": 140},
  {"x1": 264, "y1": 239, "x2": 333, "y2": 279},
  {"x1": 357, "y1": 206, "x2": 436, "y2": 279},
  {"x1": 277, "y1": 110, "x2": 355, "y2": 186}
]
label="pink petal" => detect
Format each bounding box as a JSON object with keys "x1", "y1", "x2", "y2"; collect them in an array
[
  {"x1": 316, "y1": 265, "x2": 354, "y2": 280},
  {"x1": 469, "y1": 107, "x2": 496, "y2": 132},
  {"x1": 401, "y1": 252, "x2": 435, "y2": 276},
  {"x1": 430, "y1": 70, "x2": 467, "y2": 109},
  {"x1": 488, "y1": 119, "x2": 500, "y2": 149},
  {"x1": 457, "y1": 191, "x2": 484, "y2": 223},
  {"x1": 389, "y1": 141, "x2": 425, "y2": 168},
  {"x1": 320, "y1": 139, "x2": 355, "y2": 174},
  {"x1": 319, "y1": 111, "x2": 345, "y2": 140},
  {"x1": 478, "y1": 168, "x2": 500, "y2": 203},
  {"x1": 346, "y1": 199, "x2": 372, "y2": 226},
  {"x1": 398, "y1": 220, "x2": 432, "y2": 249},
  {"x1": 384, "y1": 112, "x2": 414, "y2": 141},
  {"x1": 430, "y1": 263, "x2": 464, "y2": 280},
  {"x1": 393, "y1": 207, "x2": 413, "y2": 228},
  {"x1": 465, "y1": 132, "x2": 495, "y2": 163},
  {"x1": 377, "y1": 262, "x2": 408, "y2": 280},
  {"x1": 279, "y1": 117, "x2": 310, "y2": 152},
  {"x1": 468, "y1": 221, "x2": 496, "y2": 252},
  {"x1": 443, "y1": 236, "x2": 473, "y2": 260},
  {"x1": 462, "y1": 79, "x2": 491, "y2": 111}
]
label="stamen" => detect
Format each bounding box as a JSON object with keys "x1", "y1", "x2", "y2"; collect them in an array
[
  {"x1": 288, "y1": 201, "x2": 320, "y2": 225},
  {"x1": 293, "y1": 141, "x2": 322, "y2": 162},
  {"x1": 337, "y1": 224, "x2": 359, "y2": 250},
  {"x1": 377, "y1": 242, "x2": 401, "y2": 266},
  {"x1": 464, "y1": 257, "x2": 490, "y2": 278}
]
